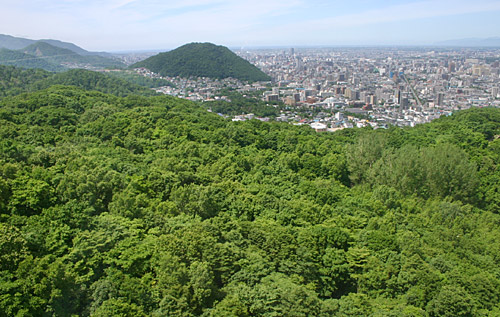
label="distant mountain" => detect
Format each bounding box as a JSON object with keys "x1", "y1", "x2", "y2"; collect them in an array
[
  {"x1": 0, "y1": 48, "x2": 65, "y2": 72},
  {"x1": 40, "y1": 39, "x2": 111, "y2": 57},
  {"x1": 0, "y1": 34, "x2": 111, "y2": 57},
  {"x1": 21, "y1": 42, "x2": 124, "y2": 69},
  {"x1": 23, "y1": 41, "x2": 77, "y2": 59},
  {"x1": 434, "y1": 37, "x2": 500, "y2": 47},
  {"x1": 132, "y1": 42, "x2": 271, "y2": 82},
  {"x1": 0, "y1": 34, "x2": 35, "y2": 50},
  {"x1": 0, "y1": 35, "x2": 124, "y2": 71}
]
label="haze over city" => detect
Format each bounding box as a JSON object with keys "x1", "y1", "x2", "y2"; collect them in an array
[{"x1": 2, "y1": 0, "x2": 500, "y2": 51}]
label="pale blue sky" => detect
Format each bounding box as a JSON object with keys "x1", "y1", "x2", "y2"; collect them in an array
[{"x1": 2, "y1": 0, "x2": 500, "y2": 51}]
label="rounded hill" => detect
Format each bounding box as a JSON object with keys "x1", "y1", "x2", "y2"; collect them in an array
[{"x1": 132, "y1": 42, "x2": 271, "y2": 82}]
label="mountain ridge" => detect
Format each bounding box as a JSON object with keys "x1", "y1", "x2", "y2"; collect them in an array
[
  {"x1": 0, "y1": 40, "x2": 124, "y2": 71},
  {"x1": 0, "y1": 34, "x2": 110, "y2": 57},
  {"x1": 20, "y1": 42, "x2": 124, "y2": 69}
]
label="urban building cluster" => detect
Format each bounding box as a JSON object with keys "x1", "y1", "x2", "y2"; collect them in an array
[
  {"x1": 134, "y1": 47, "x2": 500, "y2": 131},
  {"x1": 239, "y1": 47, "x2": 500, "y2": 129}
]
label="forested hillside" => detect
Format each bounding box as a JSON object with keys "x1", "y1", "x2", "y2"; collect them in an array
[
  {"x1": 1, "y1": 78, "x2": 500, "y2": 316},
  {"x1": 29, "y1": 69, "x2": 158, "y2": 97},
  {"x1": 132, "y1": 43, "x2": 271, "y2": 82},
  {"x1": 0, "y1": 66, "x2": 52, "y2": 96},
  {"x1": 0, "y1": 48, "x2": 65, "y2": 72},
  {"x1": 0, "y1": 66, "x2": 158, "y2": 97}
]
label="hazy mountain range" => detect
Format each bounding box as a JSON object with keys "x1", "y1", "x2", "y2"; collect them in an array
[
  {"x1": 434, "y1": 37, "x2": 500, "y2": 47},
  {"x1": 0, "y1": 34, "x2": 109, "y2": 56},
  {"x1": 0, "y1": 34, "x2": 124, "y2": 71}
]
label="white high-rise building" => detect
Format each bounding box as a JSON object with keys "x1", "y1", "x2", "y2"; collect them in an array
[{"x1": 492, "y1": 87, "x2": 499, "y2": 98}]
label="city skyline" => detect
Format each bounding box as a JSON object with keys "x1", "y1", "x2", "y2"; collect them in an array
[{"x1": 2, "y1": 0, "x2": 500, "y2": 51}]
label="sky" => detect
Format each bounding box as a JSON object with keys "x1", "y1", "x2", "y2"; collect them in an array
[{"x1": 2, "y1": 0, "x2": 500, "y2": 51}]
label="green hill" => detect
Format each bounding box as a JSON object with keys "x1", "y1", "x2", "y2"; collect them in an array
[
  {"x1": 132, "y1": 42, "x2": 271, "y2": 81},
  {"x1": 23, "y1": 41, "x2": 76, "y2": 57},
  {"x1": 22, "y1": 42, "x2": 124, "y2": 69},
  {"x1": 0, "y1": 48, "x2": 65, "y2": 72}
]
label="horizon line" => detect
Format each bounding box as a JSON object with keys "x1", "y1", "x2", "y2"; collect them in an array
[{"x1": 110, "y1": 43, "x2": 500, "y2": 54}]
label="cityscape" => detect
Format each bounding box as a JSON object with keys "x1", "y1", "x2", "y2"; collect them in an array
[{"x1": 121, "y1": 47, "x2": 500, "y2": 132}]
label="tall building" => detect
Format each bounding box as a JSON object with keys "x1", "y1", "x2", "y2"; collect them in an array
[
  {"x1": 401, "y1": 98, "x2": 409, "y2": 110},
  {"x1": 395, "y1": 89, "x2": 401, "y2": 104},
  {"x1": 285, "y1": 96, "x2": 296, "y2": 106},
  {"x1": 492, "y1": 87, "x2": 499, "y2": 98},
  {"x1": 265, "y1": 94, "x2": 279, "y2": 102},
  {"x1": 448, "y1": 62, "x2": 456, "y2": 73},
  {"x1": 436, "y1": 93, "x2": 445, "y2": 106},
  {"x1": 345, "y1": 88, "x2": 359, "y2": 100}
]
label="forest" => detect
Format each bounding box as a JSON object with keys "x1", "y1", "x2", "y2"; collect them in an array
[
  {"x1": 0, "y1": 66, "x2": 159, "y2": 98},
  {"x1": 0, "y1": 49, "x2": 65, "y2": 73},
  {"x1": 1, "y1": 66, "x2": 500, "y2": 316}
]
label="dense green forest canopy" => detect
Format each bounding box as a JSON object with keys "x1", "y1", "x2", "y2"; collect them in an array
[
  {"x1": 0, "y1": 66, "x2": 158, "y2": 97},
  {"x1": 1, "y1": 70, "x2": 500, "y2": 316},
  {"x1": 29, "y1": 69, "x2": 158, "y2": 97},
  {"x1": 132, "y1": 43, "x2": 271, "y2": 82},
  {"x1": 0, "y1": 48, "x2": 65, "y2": 72},
  {"x1": 0, "y1": 65, "x2": 53, "y2": 95}
]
